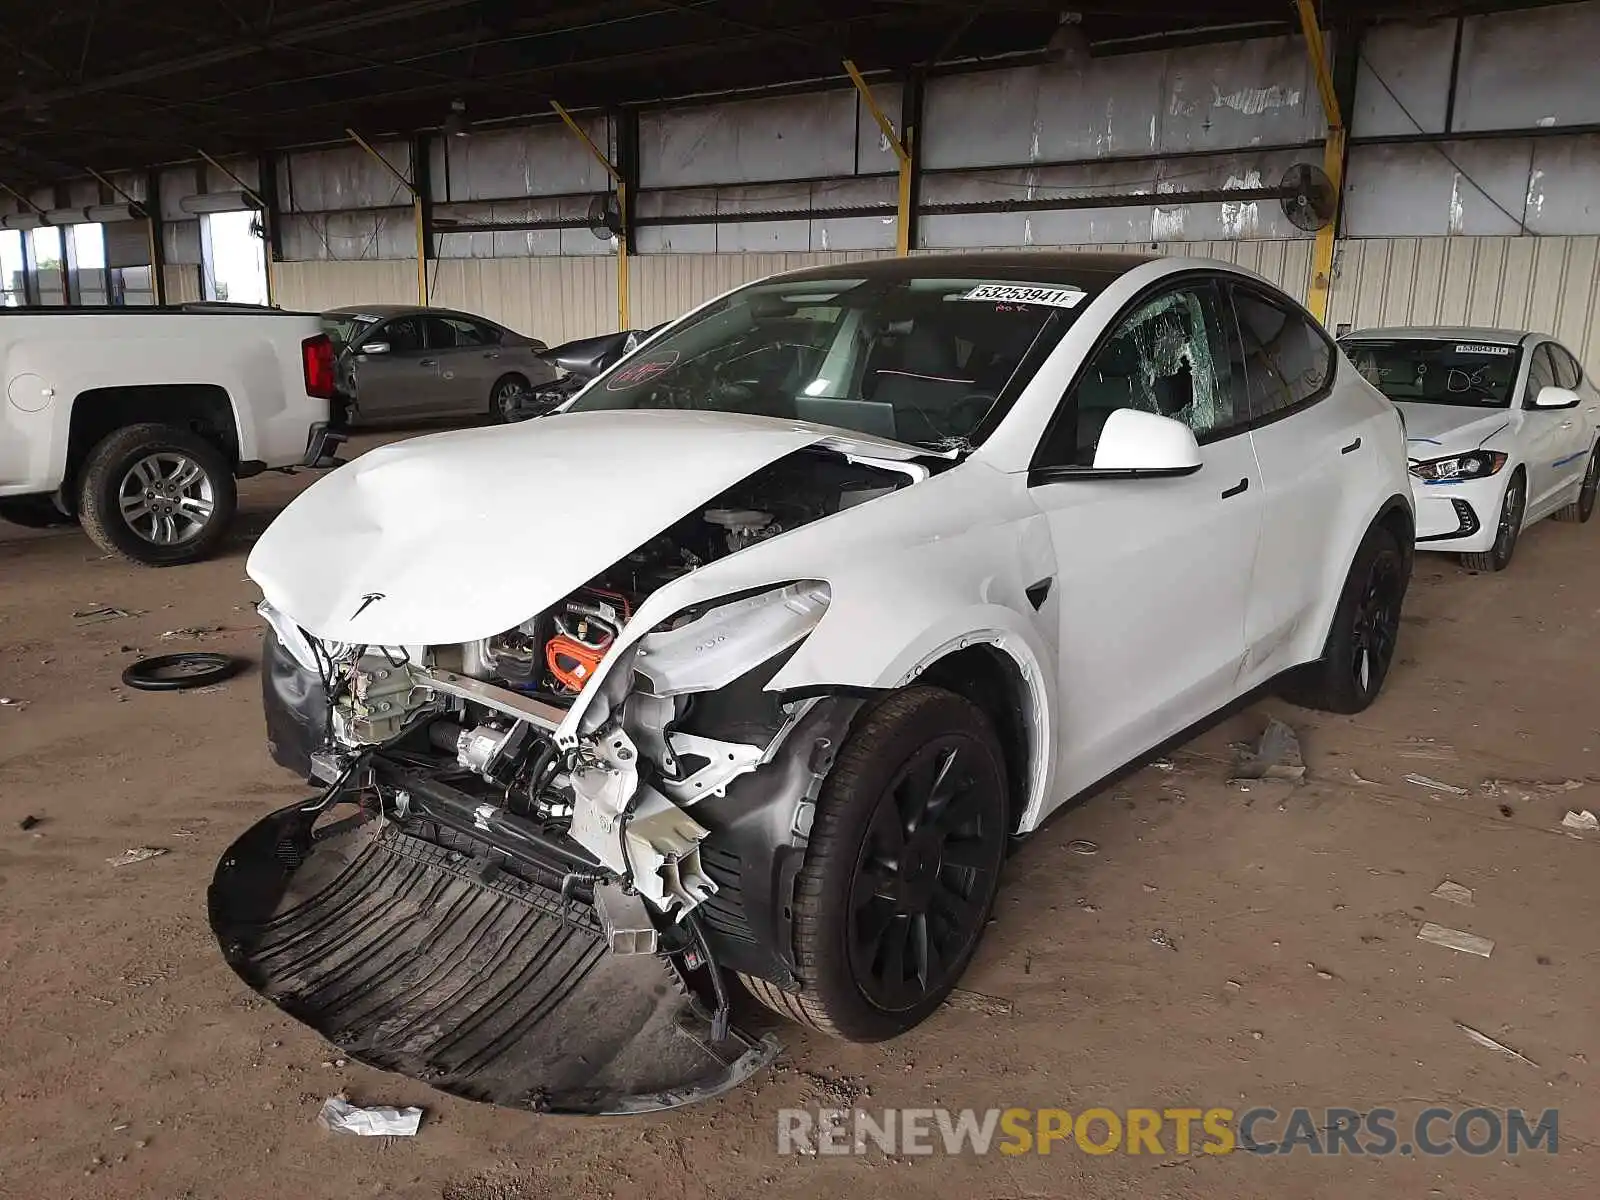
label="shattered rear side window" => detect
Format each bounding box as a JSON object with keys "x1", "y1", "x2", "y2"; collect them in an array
[{"x1": 1123, "y1": 290, "x2": 1229, "y2": 435}]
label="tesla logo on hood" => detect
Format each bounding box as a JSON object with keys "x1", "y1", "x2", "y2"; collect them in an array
[{"x1": 350, "y1": 592, "x2": 386, "y2": 620}]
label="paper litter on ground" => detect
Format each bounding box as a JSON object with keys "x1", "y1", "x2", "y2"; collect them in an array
[{"x1": 317, "y1": 1095, "x2": 423, "y2": 1136}]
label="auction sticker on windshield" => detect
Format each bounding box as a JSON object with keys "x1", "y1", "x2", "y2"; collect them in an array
[
  {"x1": 1454, "y1": 344, "x2": 1515, "y2": 356},
  {"x1": 959, "y1": 284, "x2": 1088, "y2": 309}
]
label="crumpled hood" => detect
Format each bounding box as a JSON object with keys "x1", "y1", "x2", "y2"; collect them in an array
[
  {"x1": 1397, "y1": 402, "x2": 1513, "y2": 455},
  {"x1": 247, "y1": 409, "x2": 923, "y2": 646}
]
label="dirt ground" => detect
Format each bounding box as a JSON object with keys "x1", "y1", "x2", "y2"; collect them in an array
[{"x1": 2, "y1": 429, "x2": 1597, "y2": 1199}]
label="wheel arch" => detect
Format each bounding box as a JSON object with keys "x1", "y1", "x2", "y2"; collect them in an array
[
  {"x1": 65, "y1": 384, "x2": 240, "y2": 509},
  {"x1": 1306, "y1": 490, "x2": 1415, "y2": 663},
  {"x1": 912, "y1": 644, "x2": 1036, "y2": 834}
]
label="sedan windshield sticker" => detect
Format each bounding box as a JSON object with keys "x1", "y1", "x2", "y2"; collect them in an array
[
  {"x1": 606, "y1": 350, "x2": 680, "y2": 391},
  {"x1": 958, "y1": 284, "x2": 1088, "y2": 309},
  {"x1": 1454, "y1": 344, "x2": 1514, "y2": 356}
]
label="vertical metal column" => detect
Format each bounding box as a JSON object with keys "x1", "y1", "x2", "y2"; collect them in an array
[
  {"x1": 845, "y1": 59, "x2": 915, "y2": 256},
  {"x1": 552, "y1": 101, "x2": 630, "y2": 329},
  {"x1": 1297, "y1": 0, "x2": 1345, "y2": 324}
]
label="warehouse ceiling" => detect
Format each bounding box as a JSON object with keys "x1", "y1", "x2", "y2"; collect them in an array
[{"x1": 0, "y1": 0, "x2": 1574, "y2": 188}]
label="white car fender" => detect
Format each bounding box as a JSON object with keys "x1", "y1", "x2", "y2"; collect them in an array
[{"x1": 786, "y1": 607, "x2": 1058, "y2": 832}]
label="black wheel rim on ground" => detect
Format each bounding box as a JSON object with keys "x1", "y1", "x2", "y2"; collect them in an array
[
  {"x1": 122, "y1": 653, "x2": 244, "y2": 692},
  {"x1": 846, "y1": 734, "x2": 1006, "y2": 1013},
  {"x1": 1351, "y1": 552, "x2": 1403, "y2": 699},
  {"x1": 1494, "y1": 475, "x2": 1525, "y2": 560},
  {"x1": 1581, "y1": 452, "x2": 1599, "y2": 520}
]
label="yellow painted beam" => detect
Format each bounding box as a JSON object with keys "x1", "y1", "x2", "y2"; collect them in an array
[
  {"x1": 551, "y1": 101, "x2": 630, "y2": 329},
  {"x1": 843, "y1": 59, "x2": 913, "y2": 256},
  {"x1": 1296, "y1": 0, "x2": 1344, "y2": 324},
  {"x1": 346, "y1": 129, "x2": 427, "y2": 305}
]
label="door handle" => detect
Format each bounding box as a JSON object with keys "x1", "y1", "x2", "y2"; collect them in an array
[
  {"x1": 483, "y1": 351, "x2": 500, "y2": 359},
  {"x1": 1561, "y1": 420, "x2": 1575, "y2": 429},
  {"x1": 1221, "y1": 477, "x2": 1250, "y2": 499},
  {"x1": 419, "y1": 358, "x2": 438, "y2": 367},
  {"x1": 1341, "y1": 437, "x2": 1362, "y2": 454}
]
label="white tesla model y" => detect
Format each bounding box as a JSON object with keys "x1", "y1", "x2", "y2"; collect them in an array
[{"x1": 218, "y1": 254, "x2": 1415, "y2": 1114}]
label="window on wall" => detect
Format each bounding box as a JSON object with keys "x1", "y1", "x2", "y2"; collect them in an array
[
  {"x1": 200, "y1": 209, "x2": 268, "y2": 305},
  {"x1": 29, "y1": 226, "x2": 66, "y2": 305},
  {"x1": 0, "y1": 231, "x2": 25, "y2": 306},
  {"x1": 69, "y1": 223, "x2": 108, "y2": 305}
]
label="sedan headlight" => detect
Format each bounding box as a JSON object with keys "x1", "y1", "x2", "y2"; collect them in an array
[{"x1": 1410, "y1": 451, "x2": 1508, "y2": 482}]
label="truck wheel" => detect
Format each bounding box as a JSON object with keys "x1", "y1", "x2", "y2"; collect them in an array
[
  {"x1": 77, "y1": 423, "x2": 236, "y2": 566},
  {"x1": 740, "y1": 686, "x2": 1010, "y2": 1042}
]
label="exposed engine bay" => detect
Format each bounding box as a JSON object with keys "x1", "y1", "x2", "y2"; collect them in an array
[
  {"x1": 225, "y1": 447, "x2": 912, "y2": 1111},
  {"x1": 259, "y1": 447, "x2": 908, "y2": 917}
]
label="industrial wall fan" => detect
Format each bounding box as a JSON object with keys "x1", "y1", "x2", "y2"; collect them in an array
[
  {"x1": 1280, "y1": 163, "x2": 1337, "y2": 232},
  {"x1": 588, "y1": 192, "x2": 622, "y2": 240}
]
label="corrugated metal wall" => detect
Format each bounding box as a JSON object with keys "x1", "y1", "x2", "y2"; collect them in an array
[
  {"x1": 271, "y1": 260, "x2": 416, "y2": 312},
  {"x1": 266, "y1": 241, "x2": 1311, "y2": 336},
  {"x1": 431, "y1": 258, "x2": 616, "y2": 346},
  {"x1": 1327, "y1": 236, "x2": 1600, "y2": 375},
  {"x1": 224, "y1": 5, "x2": 1600, "y2": 382},
  {"x1": 162, "y1": 264, "x2": 203, "y2": 304}
]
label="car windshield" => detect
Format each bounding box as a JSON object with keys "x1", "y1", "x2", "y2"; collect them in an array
[
  {"x1": 322, "y1": 314, "x2": 377, "y2": 350},
  {"x1": 566, "y1": 274, "x2": 1094, "y2": 448},
  {"x1": 1342, "y1": 338, "x2": 1521, "y2": 409}
]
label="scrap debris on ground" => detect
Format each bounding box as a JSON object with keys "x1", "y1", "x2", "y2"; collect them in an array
[
  {"x1": 1403, "y1": 773, "x2": 1469, "y2": 795},
  {"x1": 72, "y1": 605, "x2": 143, "y2": 624},
  {"x1": 1430, "y1": 880, "x2": 1474, "y2": 906},
  {"x1": 106, "y1": 847, "x2": 169, "y2": 868},
  {"x1": 1457, "y1": 1022, "x2": 1539, "y2": 1068},
  {"x1": 1416, "y1": 922, "x2": 1494, "y2": 958},
  {"x1": 1230, "y1": 716, "x2": 1306, "y2": 782}
]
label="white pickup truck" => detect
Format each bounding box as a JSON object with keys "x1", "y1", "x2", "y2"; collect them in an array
[{"x1": 0, "y1": 304, "x2": 342, "y2": 566}]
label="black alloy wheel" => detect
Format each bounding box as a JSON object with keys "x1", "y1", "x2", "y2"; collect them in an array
[
  {"x1": 847, "y1": 735, "x2": 1007, "y2": 1012},
  {"x1": 1555, "y1": 448, "x2": 1599, "y2": 523},
  {"x1": 1580, "y1": 451, "x2": 1600, "y2": 522},
  {"x1": 1349, "y1": 549, "x2": 1403, "y2": 701},
  {"x1": 1461, "y1": 470, "x2": 1525, "y2": 572},
  {"x1": 491, "y1": 375, "x2": 531, "y2": 422},
  {"x1": 738, "y1": 687, "x2": 1010, "y2": 1041}
]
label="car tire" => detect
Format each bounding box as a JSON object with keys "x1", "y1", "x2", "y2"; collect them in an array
[
  {"x1": 489, "y1": 373, "x2": 532, "y2": 423},
  {"x1": 0, "y1": 495, "x2": 76, "y2": 528},
  {"x1": 740, "y1": 686, "x2": 1010, "y2": 1042},
  {"x1": 1552, "y1": 447, "x2": 1599, "y2": 524},
  {"x1": 1460, "y1": 468, "x2": 1526, "y2": 572},
  {"x1": 77, "y1": 423, "x2": 237, "y2": 567},
  {"x1": 1281, "y1": 524, "x2": 1408, "y2": 715}
]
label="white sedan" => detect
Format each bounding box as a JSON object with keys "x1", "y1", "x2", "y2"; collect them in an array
[
  {"x1": 1342, "y1": 328, "x2": 1600, "y2": 571},
  {"x1": 218, "y1": 255, "x2": 1415, "y2": 1113}
]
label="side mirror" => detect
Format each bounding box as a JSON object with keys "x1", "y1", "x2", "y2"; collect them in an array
[
  {"x1": 359, "y1": 341, "x2": 391, "y2": 356},
  {"x1": 1533, "y1": 384, "x2": 1580, "y2": 410},
  {"x1": 1092, "y1": 408, "x2": 1203, "y2": 474}
]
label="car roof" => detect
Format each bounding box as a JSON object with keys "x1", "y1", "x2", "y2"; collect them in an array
[
  {"x1": 770, "y1": 250, "x2": 1161, "y2": 287},
  {"x1": 1341, "y1": 325, "x2": 1540, "y2": 346}
]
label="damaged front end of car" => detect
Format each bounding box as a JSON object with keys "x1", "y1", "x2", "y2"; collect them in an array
[{"x1": 211, "y1": 438, "x2": 924, "y2": 1113}]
